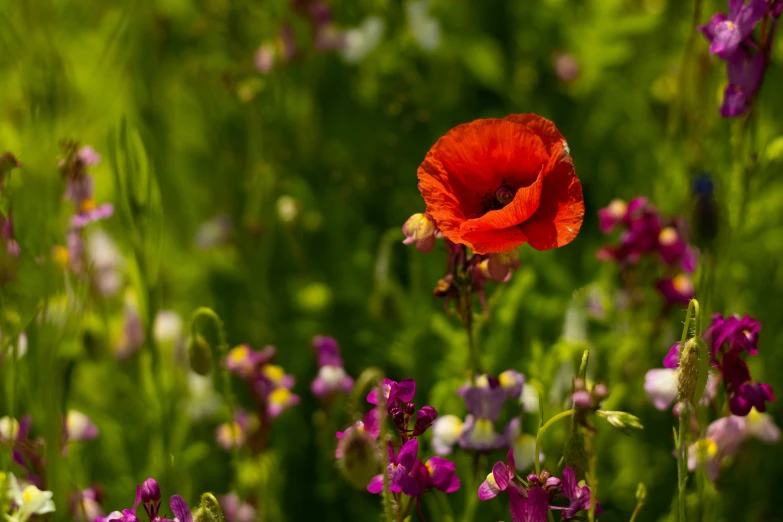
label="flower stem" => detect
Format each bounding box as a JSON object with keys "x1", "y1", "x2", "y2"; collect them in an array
[
  {"x1": 459, "y1": 289, "x2": 482, "y2": 380},
  {"x1": 534, "y1": 409, "x2": 575, "y2": 474},
  {"x1": 382, "y1": 433, "x2": 394, "y2": 522},
  {"x1": 678, "y1": 404, "x2": 690, "y2": 522},
  {"x1": 676, "y1": 299, "x2": 700, "y2": 522},
  {"x1": 587, "y1": 428, "x2": 598, "y2": 522}
]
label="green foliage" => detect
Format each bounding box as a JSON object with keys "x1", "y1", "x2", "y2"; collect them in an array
[{"x1": 0, "y1": 0, "x2": 782, "y2": 521}]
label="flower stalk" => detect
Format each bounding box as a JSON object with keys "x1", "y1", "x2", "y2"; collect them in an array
[{"x1": 534, "y1": 409, "x2": 575, "y2": 474}]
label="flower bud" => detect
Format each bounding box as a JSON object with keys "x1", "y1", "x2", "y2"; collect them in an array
[
  {"x1": 402, "y1": 213, "x2": 437, "y2": 253},
  {"x1": 336, "y1": 428, "x2": 381, "y2": 490},
  {"x1": 598, "y1": 410, "x2": 644, "y2": 433},
  {"x1": 140, "y1": 478, "x2": 161, "y2": 520},
  {"x1": 635, "y1": 482, "x2": 647, "y2": 506},
  {"x1": 572, "y1": 390, "x2": 592, "y2": 410},
  {"x1": 412, "y1": 406, "x2": 438, "y2": 436},
  {"x1": 677, "y1": 338, "x2": 700, "y2": 405},
  {"x1": 479, "y1": 250, "x2": 521, "y2": 283},
  {"x1": 188, "y1": 334, "x2": 213, "y2": 376},
  {"x1": 592, "y1": 383, "x2": 608, "y2": 399}
]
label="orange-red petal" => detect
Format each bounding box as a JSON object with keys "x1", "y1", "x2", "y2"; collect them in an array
[{"x1": 417, "y1": 114, "x2": 584, "y2": 254}]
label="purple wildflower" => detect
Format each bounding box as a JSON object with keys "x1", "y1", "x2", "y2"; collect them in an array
[
  {"x1": 99, "y1": 482, "x2": 191, "y2": 522},
  {"x1": 72, "y1": 486, "x2": 105, "y2": 522},
  {"x1": 459, "y1": 385, "x2": 506, "y2": 451},
  {"x1": 218, "y1": 493, "x2": 256, "y2": 522},
  {"x1": 225, "y1": 344, "x2": 275, "y2": 380},
  {"x1": 477, "y1": 449, "x2": 516, "y2": 500},
  {"x1": 367, "y1": 439, "x2": 421, "y2": 497},
  {"x1": 655, "y1": 274, "x2": 694, "y2": 307},
  {"x1": 705, "y1": 313, "x2": 761, "y2": 356},
  {"x1": 335, "y1": 408, "x2": 381, "y2": 458},
  {"x1": 698, "y1": 0, "x2": 767, "y2": 59},
  {"x1": 367, "y1": 377, "x2": 416, "y2": 407},
  {"x1": 509, "y1": 486, "x2": 550, "y2": 522},
  {"x1": 644, "y1": 368, "x2": 679, "y2": 411},
  {"x1": 410, "y1": 457, "x2": 461, "y2": 494},
  {"x1": 558, "y1": 467, "x2": 601, "y2": 519},
  {"x1": 65, "y1": 410, "x2": 99, "y2": 442},
  {"x1": 311, "y1": 336, "x2": 354, "y2": 398},
  {"x1": 720, "y1": 51, "x2": 765, "y2": 117}
]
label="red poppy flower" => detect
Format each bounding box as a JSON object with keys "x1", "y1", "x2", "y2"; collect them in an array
[{"x1": 417, "y1": 114, "x2": 584, "y2": 254}]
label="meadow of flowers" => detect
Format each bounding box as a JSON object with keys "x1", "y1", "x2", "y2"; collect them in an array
[{"x1": 1, "y1": 0, "x2": 783, "y2": 521}]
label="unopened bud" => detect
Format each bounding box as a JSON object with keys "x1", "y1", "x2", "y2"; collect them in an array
[
  {"x1": 402, "y1": 213, "x2": 437, "y2": 253},
  {"x1": 140, "y1": 478, "x2": 161, "y2": 520},
  {"x1": 188, "y1": 334, "x2": 213, "y2": 376},
  {"x1": 592, "y1": 383, "x2": 608, "y2": 399},
  {"x1": 572, "y1": 390, "x2": 592, "y2": 410},
  {"x1": 412, "y1": 406, "x2": 438, "y2": 436},
  {"x1": 480, "y1": 250, "x2": 521, "y2": 283},
  {"x1": 336, "y1": 428, "x2": 381, "y2": 490},
  {"x1": 598, "y1": 410, "x2": 643, "y2": 433},
  {"x1": 677, "y1": 338, "x2": 700, "y2": 405},
  {"x1": 635, "y1": 482, "x2": 647, "y2": 505}
]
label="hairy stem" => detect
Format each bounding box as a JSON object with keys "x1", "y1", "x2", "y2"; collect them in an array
[{"x1": 535, "y1": 409, "x2": 575, "y2": 474}]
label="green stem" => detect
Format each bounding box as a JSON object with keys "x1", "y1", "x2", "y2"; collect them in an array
[
  {"x1": 460, "y1": 291, "x2": 482, "y2": 380},
  {"x1": 382, "y1": 437, "x2": 394, "y2": 522},
  {"x1": 190, "y1": 308, "x2": 237, "y2": 479},
  {"x1": 678, "y1": 404, "x2": 689, "y2": 522},
  {"x1": 534, "y1": 409, "x2": 575, "y2": 474},
  {"x1": 629, "y1": 504, "x2": 643, "y2": 522},
  {"x1": 676, "y1": 299, "x2": 699, "y2": 522},
  {"x1": 587, "y1": 428, "x2": 597, "y2": 522}
]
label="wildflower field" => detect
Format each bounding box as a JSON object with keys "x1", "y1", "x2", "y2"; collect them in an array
[{"x1": 2, "y1": 0, "x2": 783, "y2": 521}]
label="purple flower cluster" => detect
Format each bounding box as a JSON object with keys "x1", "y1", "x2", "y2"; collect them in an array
[
  {"x1": 649, "y1": 313, "x2": 774, "y2": 417},
  {"x1": 254, "y1": 1, "x2": 346, "y2": 74},
  {"x1": 310, "y1": 336, "x2": 354, "y2": 399},
  {"x1": 698, "y1": 0, "x2": 778, "y2": 117},
  {"x1": 96, "y1": 478, "x2": 192, "y2": 522},
  {"x1": 0, "y1": 415, "x2": 45, "y2": 487},
  {"x1": 224, "y1": 344, "x2": 299, "y2": 447},
  {"x1": 335, "y1": 377, "x2": 461, "y2": 502},
  {"x1": 598, "y1": 197, "x2": 697, "y2": 307},
  {"x1": 478, "y1": 450, "x2": 601, "y2": 522},
  {"x1": 430, "y1": 371, "x2": 539, "y2": 469},
  {"x1": 688, "y1": 411, "x2": 780, "y2": 480},
  {"x1": 59, "y1": 143, "x2": 114, "y2": 229},
  {"x1": 54, "y1": 143, "x2": 114, "y2": 277},
  {"x1": 705, "y1": 313, "x2": 774, "y2": 415}
]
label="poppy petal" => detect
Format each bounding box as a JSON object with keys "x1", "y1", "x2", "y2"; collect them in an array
[{"x1": 519, "y1": 151, "x2": 584, "y2": 250}]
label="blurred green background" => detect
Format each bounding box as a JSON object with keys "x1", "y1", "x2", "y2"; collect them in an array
[{"x1": 1, "y1": 0, "x2": 783, "y2": 520}]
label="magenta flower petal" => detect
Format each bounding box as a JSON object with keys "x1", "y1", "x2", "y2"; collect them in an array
[
  {"x1": 561, "y1": 467, "x2": 579, "y2": 499},
  {"x1": 477, "y1": 479, "x2": 500, "y2": 500},
  {"x1": 169, "y1": 496, "x2": 192, "y2": 522},
  {"x1": 492, "y1": 461, "x2": 510, "y2": 491},
  {"x1": 395, "y1": 378, "x2": 417, "y2": 402},
  {"x1": 397, "y1": 439, "x2": 419, "y2": 470},
  {"x1": 367, "y1": 474, "x2": 384, "y2": 494}
]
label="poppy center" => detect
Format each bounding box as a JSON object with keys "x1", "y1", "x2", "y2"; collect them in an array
[{"x1": 495, "y1": 186, "x2": 515, "y2": 206}]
